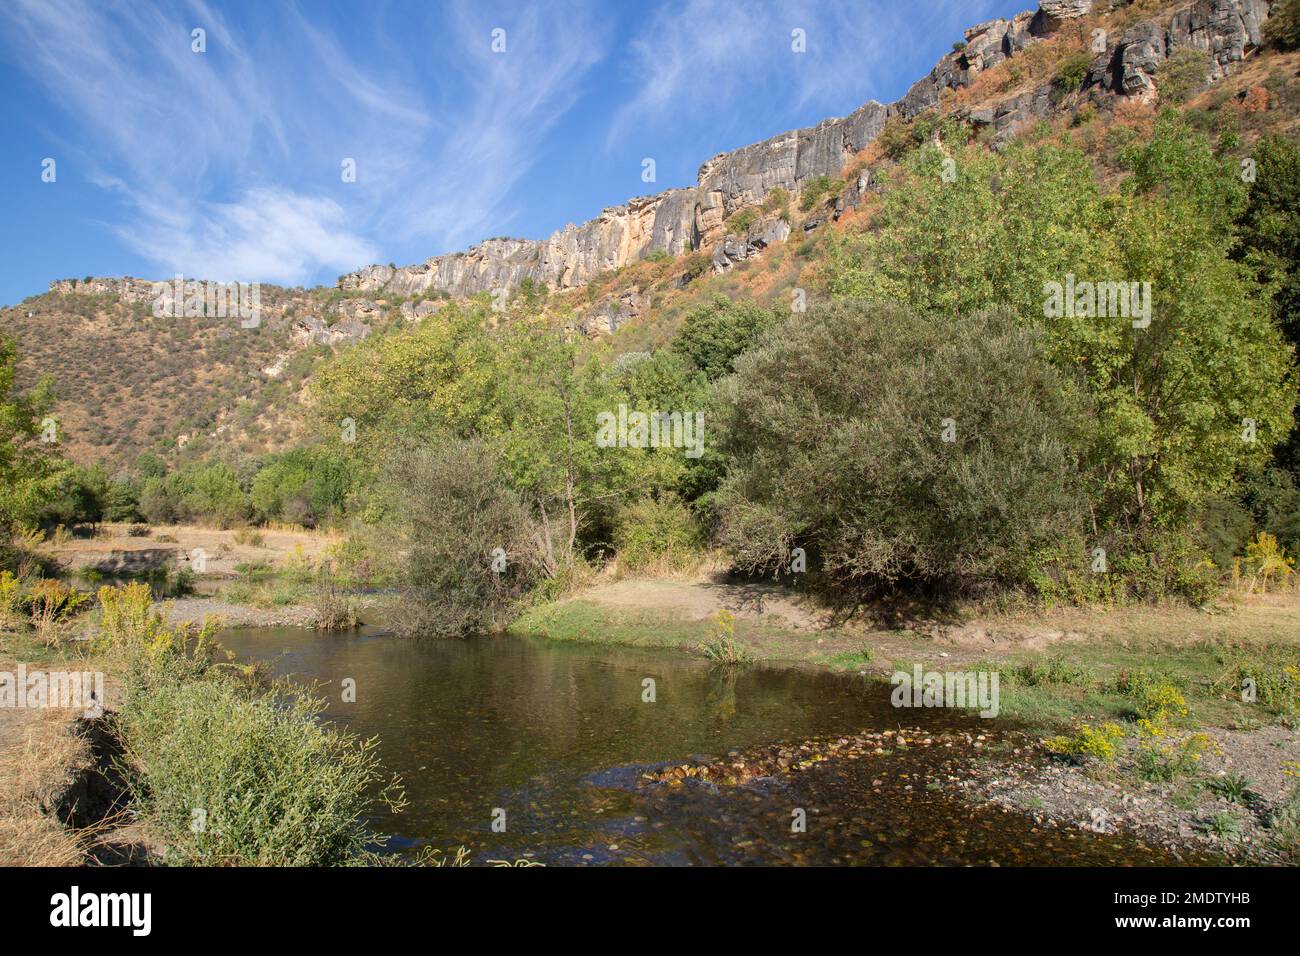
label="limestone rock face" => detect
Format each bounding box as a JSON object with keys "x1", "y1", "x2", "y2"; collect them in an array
[
  {"x1": 316, "y1": 0, "x2": 1277, "y2": 305},
  {"x1": 1107, "y1": 0, "x2": 1267, "y2": 99},
  {"x1": 1031, "y1": 0, "x2": 1095, "y2": 36},
  {"x1": 573, "y1": 286, "x2": 645, "y2": 337},
  {"x1": 55, "y1": 3, "x2": 1275, "y2": 333},
  {"x1": 399, "y1": 299, "x2": 442, "y2": 321},
  {"x1": 1114, "y1": 20, "x2": 1167, "y2": 97},
  {"x1": 290, "y1": 315, "x2": 371, "y2": 347},
  {"x1": 48, "y1": 276, "x2": 160, "y2": 305},
  {"x1": 338, "y1": 264, "x2": 394, "y2": 293},
  {"x1": 1166, "y1": 0, "x2": 1270, "y2": 80}
]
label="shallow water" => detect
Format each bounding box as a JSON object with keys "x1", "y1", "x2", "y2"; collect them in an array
[{"x1": 217, "y1": 626, "x2": 1215, "y2": 866}]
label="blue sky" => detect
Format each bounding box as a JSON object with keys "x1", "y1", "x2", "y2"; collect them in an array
[{"x1": 0, "y1": 0, "x2": 1029, "y2": 306}]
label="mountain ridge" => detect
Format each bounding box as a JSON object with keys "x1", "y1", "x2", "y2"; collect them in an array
[
  {"x1": 32, "y1": 1, "x2": 1273, "y2": 306},
  {"x1": 334, "y1": 0, "x2": 1273, "y2": 299}
]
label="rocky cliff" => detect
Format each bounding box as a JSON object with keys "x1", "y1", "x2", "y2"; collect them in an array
[
  {"x1": 51, "y1": 1, "x2": 1274, "y2": 308},
  {"x1": 337, "y1": 0, "x2": 1276, "y2": 299}
]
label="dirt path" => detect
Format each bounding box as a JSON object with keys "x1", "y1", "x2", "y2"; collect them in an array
[{"x1": 41, "y1": 522, "x2": 340, "y2": 579}]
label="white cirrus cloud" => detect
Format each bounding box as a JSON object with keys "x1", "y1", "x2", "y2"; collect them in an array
[{"x1": 0, "y1": 0, "x2": 609, "y2": 284}]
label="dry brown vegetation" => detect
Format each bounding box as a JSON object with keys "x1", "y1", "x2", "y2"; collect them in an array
[{"x1": 0, "y1": 700, "x2": 88, "y2": 865}]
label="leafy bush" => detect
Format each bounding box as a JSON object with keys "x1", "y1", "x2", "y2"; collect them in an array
[
  {"x1": 116, "y1": 677, "x2": 399, "y2": 865},
  {"x1": 379, "y1": 438, "x2": 537, "y2": 638},
  {"x1": 1263, "y1": 0, "x2": 1300, "y2": 51},
  {"x1": 100, "y1": 584, "x2": 400, "y2": 865},
  {"x1": 671, "y1": 295, "x2": 774, "y2": 381},
  {"x1": 876, "y1": 115, "x2": 916, "y2": 160},
  {"x1": 1217, "y1": 648, "x2": 1300, "y2": 718},
  {"x1": 612, "y1": 496, "x2": 704, "y2": 573},
  {"x1": 726, "y1": 207, "x2": 759, "y2": 233},
  {"x1": 233, "y1": 528, "x2": 265, "y2": 547},
  {"x1": 798, "y1": 175, "x2": 844, "y2": 211},
  {"x1": 824, "y1": 127, "x2": 1296, "y2": 534},
  {"x1": 763, "y1": 186, "x2": 790, "y2": 215},
  {"x1": 26, "y1": 578, "x2": 90, "y2": 634},
  {"x1": 311, "y1": 565, "x2": 357, "y2": 630},
  {"x1": 715, "y1": 303, "x2": 1089, "y2": 593},
  {"x1": 1157, "y1": 48, "x2": 1211, "y2": 105},
  {"x1": 1050, "y1": 52, "x2": 1092, "y2": 105}
]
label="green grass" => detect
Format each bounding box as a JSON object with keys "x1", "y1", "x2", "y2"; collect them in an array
[
  {"x1": 509, "y1": 599, "x2": 821, "y2": 660},
  {"x1": 818, "y1": 647, "x2": 875, "y2": 671},
  {"x1": 221, "y1": 564, "x2": 314, "y2": 608},
  {"x1": 888, "y1": 638, "x2": 1298, "y2": 734},
  {"x1": 510, "y1": 600, "x2": 718, "y2": 651}
]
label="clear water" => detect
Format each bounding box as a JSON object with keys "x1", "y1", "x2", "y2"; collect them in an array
[{"x1": 216, "y1": 626, "x2": 1217, "y2": 866}]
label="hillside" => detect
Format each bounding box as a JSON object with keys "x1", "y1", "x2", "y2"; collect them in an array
[{"x1": 0, "y1": 0, "x2": 1295, "y2": 469}]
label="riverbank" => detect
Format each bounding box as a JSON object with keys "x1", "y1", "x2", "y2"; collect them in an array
[
  {"x1": 513, "y1": 575, "x2": 1300, "y2": 864},
  {"x1": 5, "y1": 567, "x2": 1296, "y2": 865}
]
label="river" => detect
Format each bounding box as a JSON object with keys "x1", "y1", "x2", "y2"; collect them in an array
[{"x1": 217, "y1": 625, "x2": 1214, "y2": 866}]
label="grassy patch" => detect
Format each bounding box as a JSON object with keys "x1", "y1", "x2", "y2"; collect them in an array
[
  {"x1": 509, "y1": 598, "x2": 824, "y2": 660},
  {"x1": 510, "y1": 600, "x2": 710, "y2": 651}
]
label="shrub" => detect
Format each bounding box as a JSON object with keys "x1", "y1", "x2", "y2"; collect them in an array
[
  {"x1": 1010, "y1": 655, "x2": 1094, "y2": 687},
  {"x1": 1241, "y1": 531, "x2": 1295, "y2": 592},
  {"x1": 1263, "y1": 0, "x2": 1300, "y2": 50},
  {"x1": 99, "y1": 585, "x2": 399, "y2": 865},
  {"x1": 715, "y1": 303, "x2": 1090, "y2": 593},
  {"x1": 612, "y1": 496, "x2": 704, "y2": 573},
  {"x1": 0, "y1": 570, "x2": 21, "y2": 628},
  {"x1": 700, "y1": 609, "x2": 752, "y2": 665},
  {"x1": 116, "y1": 677, "x2": 399, "y2": 865},
  {"x1": 94, "y1": 581, "x2": 162, "y2": 651},
  {"x1": 763, "y1": 186, "x2": 790, "y2": 215},
  {"x1": 1043, "y1": 722, "x2": 1125, "y2": 762},
  {"x1": 671, "y1": 295, "x2": 774, "y2": 381},
  {"x1": 311, "y1": 565, "x2": 357, "y2": 631},
  {"x1": 1050, "y1": 52, "x2": 1092, "y2": 105},
  {"x1": 798, "y1": 175, "x2": 844, "y2": 211},
  {"x1": 26, "y1": 578, "x2": 90, "y2": 634},
  {"x1": 1157, "y1": 48, "x2": 1211, "y2": 105},
  {"x1": 1217, "y1": 649, "x2": 1300, "y2": 718},
  {"x1": 379, "y1": 438, "x2": 537, "y2": 638},
  {"x1": 876, "y1": 115, "x2": 915, "y2": 160},
  {"x1": 726, "y1": 208, "x2": 759, "y2": 233},
  {"x1": 233, "y1": 528, "x2": 266, "y2": 548}
]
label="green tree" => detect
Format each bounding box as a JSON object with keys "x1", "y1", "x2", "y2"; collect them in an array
[
  {"x1": 1236, "y1": 134, "x2": 1300, "y2": 472},
  {"x1": 1264, "y1": 0, "x2": 1300, "y2": 50},
  {"x1": 672, "y1": 295, "x2": 774, "y2": 381},
  {"x1": 0, "y1": 337, "x2": 59, "y2": 535},
  {"x1": 822, "y1": 128, "x2": 1295, "y2": 531},
  {"x1": 715, "y1": 303, "x2": 1090, "y2": 591},
  {"x1": 377, "y1": 437, "x2": 536, "y2": 637}
]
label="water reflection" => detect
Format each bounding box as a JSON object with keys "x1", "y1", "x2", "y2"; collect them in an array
[{"x1": 216, "y1": 626, "x2": 1216, "y2": 866}]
